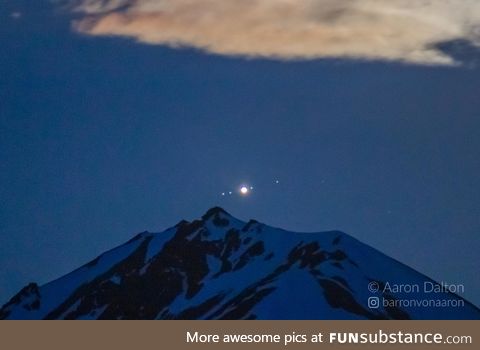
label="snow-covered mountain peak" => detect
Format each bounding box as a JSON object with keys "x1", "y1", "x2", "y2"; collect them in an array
[{"x1": 1, "y1": 209, "x2": 479, "y2": 320}]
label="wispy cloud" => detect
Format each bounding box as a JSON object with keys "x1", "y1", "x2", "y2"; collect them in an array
[{"x1": 66, "y1": 0, "x2": 480, "y2": 65}]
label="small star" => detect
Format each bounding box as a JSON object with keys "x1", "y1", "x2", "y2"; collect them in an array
[{"x1": 10, "y1": 12, "x2": 22, "y2": 19}]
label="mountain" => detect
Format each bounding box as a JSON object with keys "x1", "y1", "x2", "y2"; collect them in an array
[{"x1": 1, "y1": 207, "x2": 479, "y2": 320}]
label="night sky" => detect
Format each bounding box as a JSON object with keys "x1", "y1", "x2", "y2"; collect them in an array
[{"x1": 1, "y1": 1, "x2": 479, "y2": 306}]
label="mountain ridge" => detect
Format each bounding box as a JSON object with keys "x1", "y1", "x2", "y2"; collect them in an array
[{"x1": 1, "y1": 207, "x2": 479, "y2": 320}]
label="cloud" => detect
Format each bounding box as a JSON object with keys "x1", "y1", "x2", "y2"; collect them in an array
[{"x1": 67, "y1": 0, "x2": 480, "y2": 65}]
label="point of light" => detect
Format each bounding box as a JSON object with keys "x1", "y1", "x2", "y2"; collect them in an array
[{"x1": 240, "y1": 186, "x2": 249, "y2": 195}]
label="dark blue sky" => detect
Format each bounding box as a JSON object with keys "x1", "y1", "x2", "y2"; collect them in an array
[{"x1": 1, "y1": 1, "x2": 479, "y2": 306}]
